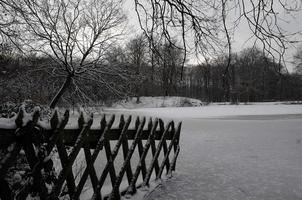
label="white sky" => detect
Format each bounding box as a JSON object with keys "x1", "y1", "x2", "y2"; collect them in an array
[{"x1": 122, "y1": 0, "x2": 302, "y2": 72}]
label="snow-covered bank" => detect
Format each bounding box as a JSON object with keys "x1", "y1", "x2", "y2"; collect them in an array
[
  {"x1": 110, "y1": 96, "x2": 203, "y2": 109},
  {"x1": 108, "y1": 96, "x2": 302, "y2": 110},
  {"x1": 122, "y1": 104, "x2": 302, "y2": 119}
]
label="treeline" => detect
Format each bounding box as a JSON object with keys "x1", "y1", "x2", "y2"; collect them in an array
[
  {"x1": 1, "y1": 40, "x2": 302, "y2": 106},
  {"x1": 134, "y1": 47, "x2": 302, "y2": 103},
  {"x1": 180, "y1": 49, "x2": 302, "y2": 102}
]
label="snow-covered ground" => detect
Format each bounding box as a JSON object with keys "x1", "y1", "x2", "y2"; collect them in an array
[
  {"x1": 113, "y1": 103, "x2": 302, "y2": 119},
  {"x1": 113, "y1": 103, "x2": 302, "y2": 200}
]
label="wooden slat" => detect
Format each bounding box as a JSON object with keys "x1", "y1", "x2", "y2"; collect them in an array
[
  {"x1": 46, "y1": 110, "x2": 69, "y2": 153},
  {"x1": 137, "y1": 133, "x2": 147, "y2": 180},
  {"x1": 83, "y1": 146, "x2": 98, "y2": 190},
  {"x1": 105, "y1": 152, "x2": 118, "y2": 198},
  {"x1": 142, "y1": 121, "x2": 172, "y2": 186},
  {"x1": 108, "y1": 117, "x2": 146, "y2": 200},
  {"x1": 158, "y1": 122, "x2": 180, "y2": 178},
  {"x1": 126, "y1": 118, "x2": 159, "y2": 195},
  {"x1": 168, "y1": 146, "x2": 180, "y2": 175},
  {"x1": 77, "y1": 115, "x2": 115, "y2": 200},
  {"x1": 54, "y1": 115, "x2": 93, "y2": 197},
  {"x1": 99, "y1": 121, "x2": 118, "y2": 190},
  {"x1": 55, "y1": 132, "x2": 77, "y2": 196},
  {"x1": 135, "y1": 117, "x2": 147, "y2": 180},
  {"x1": 159, "y1": 119, "x2": 171, "y2": 175},
  {"x1": 0, "y1": 128, "x2": 176, "y2": 148},
  {"x1": 53, "y1": 110, "x2": 76, "y2": 197},
  {"x1": 171, "y1": 122, "x2": 182, "y2": 171},
  {"x1": 112, "y1": 115, "x2": 133, "y2": 185},
  {"x1": 76, "y1": 114, "x2": 97, "y2": 194},
  {"x1": 149, "y1": 124, "x2": 160, "y2": 177},
  {"x1": 94, "y1": 115, "x2": 132, "y2": 192},
  {"x1": 121, "y1": 116, "x2": 134, "y2": 186}
]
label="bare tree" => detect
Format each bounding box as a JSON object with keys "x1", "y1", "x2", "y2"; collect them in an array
[
  {"x1": 293, "y1": 45, "x2": 302, "y2": 74},
  {"x1": 2, "y1": 0, "x2": 127, "y2": 108},
  {"x1": 134, "y1": 0, "x2": 302, "y2": 77},
  {"x1": 125, "y1": 34, "x2": 148, "y2": 103},
  {"x1": 0, "y1": 1, "x2": 17, "y2": 39}
]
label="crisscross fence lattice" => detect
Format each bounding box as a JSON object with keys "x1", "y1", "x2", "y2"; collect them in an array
[{"x1": 0, "y1": 108, "x2": 181, "y2": 200}]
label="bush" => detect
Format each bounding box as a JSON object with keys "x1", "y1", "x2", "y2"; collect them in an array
[
  {"x1": 0, "y1": 100, "x2": 50, "y2": 119},
  {"x1": 179, "y1": 98, "x2": 194, "y2": 107}
]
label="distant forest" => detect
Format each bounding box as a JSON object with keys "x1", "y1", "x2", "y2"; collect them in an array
[{"x1": 1, "y1": 41, "x2": 302, "y2": 107}]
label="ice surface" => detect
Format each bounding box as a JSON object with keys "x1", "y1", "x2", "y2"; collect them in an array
[{"x1": 123, "y1": 104, "x2": 302, "y2": 200}]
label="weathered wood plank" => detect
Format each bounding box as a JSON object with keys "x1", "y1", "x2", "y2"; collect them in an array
[
  {"x1": 143, "y1": 121, "x2": 173, "y2": 186},
  {"x1": 157, "y1": 120, "x2": 171, "y2": 174},
  {"x1": 54, "y1": 116, "x2": 93, "y2": 196},
  {"x1": 0, "y1": 129, "x2": 175, "y2": 148},
  {"x1": 108, "y1": 117, "x2": 146, "y2": 200},
  {"x1": 126, "y1": 118, "x2": 159, "y2": 195},
  {"x1": 95, "y1": 115, "x2": 132, "y2": 191},
  {"x1": 77, "y1": 115, "x2": 115, "y2": 200},
  {"x1": 135, "y1": 117, "x2": 147, "y2": 181},
  {"x1": 149, "y1": 125, "x2": 160, "y2": 177},
  {"x1": 171, "y1": 122, "x2": 182, "y2": 171},
  {"x1": 158, "y1": 122, "x2": 180, "y2": 178},
  {"x1": 83, "y1": 146, "x2": 98, "y2": 192},
  {"x1": 121, "y1": 117, "x2": 134, "y2": 186}
]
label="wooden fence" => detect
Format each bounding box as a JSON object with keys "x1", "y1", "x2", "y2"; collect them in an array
[{"x1": 0, "y1": 108, "x2": 181, "y2": 200}]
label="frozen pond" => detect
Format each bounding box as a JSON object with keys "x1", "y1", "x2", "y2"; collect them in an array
[{"x1": 113, "y1": 104, "x2": 302, "y2": 200}]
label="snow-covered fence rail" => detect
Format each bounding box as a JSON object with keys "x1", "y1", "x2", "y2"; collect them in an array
[{"x1": 0, "y1": 108, "x2": 181, "y2": 200}]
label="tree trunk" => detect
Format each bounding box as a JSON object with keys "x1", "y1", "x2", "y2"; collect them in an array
[
  {"x1": 279, "y1": 75, "x2": 283, "y2": 101},
  {"x1": 151, "y1": 51, "x2": 154, "y2": 96},
  {"x1": 49, "y1": 75, "x2": 72, "y2": 109},
  {"x1": 136, "y1": 89, "x2": 140, "y2": 104}
]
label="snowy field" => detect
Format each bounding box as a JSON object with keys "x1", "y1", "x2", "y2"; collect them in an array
[{"x1": 107, "y1": 103, "x2": 302, "y2": 200}]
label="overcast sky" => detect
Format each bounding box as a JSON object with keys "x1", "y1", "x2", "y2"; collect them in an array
[{"x1": 122, "y1": 0, "x2": 302, "y2": 72}]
